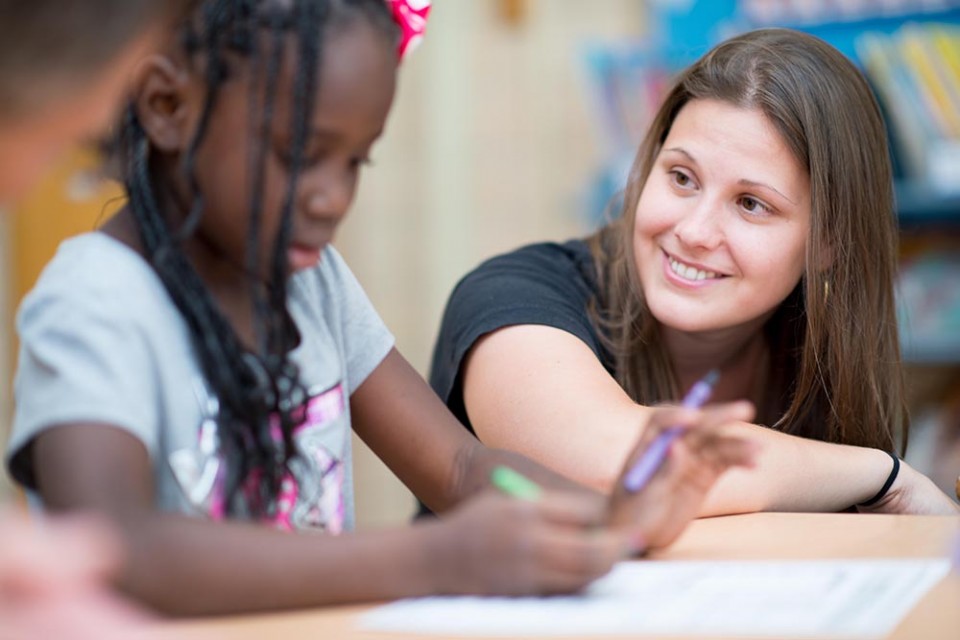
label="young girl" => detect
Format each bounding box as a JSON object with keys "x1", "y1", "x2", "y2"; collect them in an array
[
  {"x1": 426, "y1": 28, "x2": 959, "y2": 516},
  {"x1": 4, "y1": 0, "x2": 757, "y2": 616}
]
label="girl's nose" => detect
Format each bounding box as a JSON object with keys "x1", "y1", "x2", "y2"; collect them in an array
[{"x1": 304, "y1": 170, "x2": 354, "y2": 221}]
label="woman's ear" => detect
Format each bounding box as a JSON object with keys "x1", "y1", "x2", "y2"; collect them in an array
[{"x1": 132, "y1": 54, "x2": 195, "y2": 153}]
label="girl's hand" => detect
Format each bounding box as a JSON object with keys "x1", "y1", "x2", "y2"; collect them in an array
[
  {"x1": 857, "y1": 462, "x2": 960, "y2": 515},
  {"x1": 431, "y1": 491, "x2": 629, "y2": 596},
  {"x1": 607, "y1": 402, "x2": 759, "y2": 551}
]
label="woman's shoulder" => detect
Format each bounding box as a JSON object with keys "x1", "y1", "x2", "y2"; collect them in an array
[
  {"x1": 434, "y1": 236, "x2": 602, "y2": 346},
  {"x1": 474, "y1": 238, "x2": 593, "y2": 272},
  {"x1": 429, "y1": 237, "x2": 607, "y2": 403},
  {"x1": 458, "y1": 238, "x2": 594, "y2": 286},
  {"x1": 453, "y1": 237, "x2": 598, "y2": 300}
]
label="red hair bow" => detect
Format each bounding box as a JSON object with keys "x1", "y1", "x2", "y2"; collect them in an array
[{"x1": 385, "y1": 0, "x2": 431, "y2": 60}]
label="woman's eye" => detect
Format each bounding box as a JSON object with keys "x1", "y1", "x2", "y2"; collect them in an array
[
  {"x1": 670, "y1": 170, "x2": 693, "y2": 187},
  {"x1": 738, "y1": 195, "x2": 772, "y2": 216}
]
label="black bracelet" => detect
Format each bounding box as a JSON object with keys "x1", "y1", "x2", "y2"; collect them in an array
[{"x1": 857, "y1": 451, "x2": 900, "y2": 508}]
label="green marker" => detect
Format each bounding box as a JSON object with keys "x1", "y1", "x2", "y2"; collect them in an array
[{"x1": 491, "y1": 465, "x2": 542, "y2": 501}]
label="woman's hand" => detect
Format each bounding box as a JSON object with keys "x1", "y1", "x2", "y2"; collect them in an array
[
  {"x1": 430, "y1": 491, "x2": 630, "y2": 596},
  {"x1": 857, "y1": 462, "x2": 960, "y2": 515},
  {"x1": 606, "y1": 402, "x2": 759, "y2": 551}
]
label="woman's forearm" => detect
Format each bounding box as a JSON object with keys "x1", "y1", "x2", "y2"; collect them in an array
[{"x1": 699, "y1": 423, "x2": 893, "y2": 515}]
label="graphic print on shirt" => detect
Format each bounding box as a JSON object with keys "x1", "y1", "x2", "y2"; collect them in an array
[
  {"x1": 168, "y1": 378, "x2": 225, "y2": 516},
  {"x1": 169, "y1": 378, "x2": 348, "y2": 533}
]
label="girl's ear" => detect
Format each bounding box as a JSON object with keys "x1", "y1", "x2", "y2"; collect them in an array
[{"x1": 132, "y1": 54, "x2": 195, "y2": 153}]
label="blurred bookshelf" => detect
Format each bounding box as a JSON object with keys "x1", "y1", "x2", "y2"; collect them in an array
[
  {"x1": 898, "y1": 246, "x2": 960, "y2": 363},
  {"x1": 896, "y1": 179, "x2": 960, "y2": 227},
  {"x1": 582, "y1": 0, "x2": 960, "y2": 365}
]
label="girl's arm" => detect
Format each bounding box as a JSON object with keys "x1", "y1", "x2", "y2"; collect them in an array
[
  {"x1": 33, "y1": 423, "x2": 628, "y2": 616},
  {"x1": 30, "y1": 348, "x2": 755, "y2": 616},
  {"x1": 460, "y1": 324, "x2": 959, "y2": 515},
  {"x1": 350, "y1": 348, "x2": 594, "y2": 513},
  {"x1": 351, "y1": 348, "x2": 757, "y2": 550}
]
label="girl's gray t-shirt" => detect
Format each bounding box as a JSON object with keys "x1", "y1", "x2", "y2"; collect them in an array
[{"x1": 6, "y1": 233, "x2": 394, "y2": 533}]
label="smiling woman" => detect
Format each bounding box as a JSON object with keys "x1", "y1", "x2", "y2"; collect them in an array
[
  {"x1": 424, "y1": 27, "x2": 960, "y2": 518},
  {"x1": 634, "y1": 99, "x2": 810, "y2": 337}
]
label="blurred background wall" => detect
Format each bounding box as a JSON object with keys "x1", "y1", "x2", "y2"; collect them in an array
[{"x1": 339, "y1": 0, "x2": 647, "y2": 527}]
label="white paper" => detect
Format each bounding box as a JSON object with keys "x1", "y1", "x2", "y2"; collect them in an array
[{"x1": 360, "y1": 559, "x2": 951, "y2": 638}]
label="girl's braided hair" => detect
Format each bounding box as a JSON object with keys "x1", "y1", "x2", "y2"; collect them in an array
[{"x1": 118, "y1": 0, "x2": 398, "y2": 518}]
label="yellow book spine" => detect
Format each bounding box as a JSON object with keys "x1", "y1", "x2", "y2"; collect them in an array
[
  {"x1": 930, "y1": 24, "x2": 960, "y2": 111},
  {"x1": 900, "y1": 26, "x2": 960, "y2": 138}
]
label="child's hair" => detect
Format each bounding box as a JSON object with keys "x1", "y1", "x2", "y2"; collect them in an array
[
  {"x1": 587, "y1": 28, "x2": 906, "y2": 453},
  {"x1": 0, "y1": 0, "x2": 174, "y2": 116},
  {"x1": 118, "y1": 0, "x2": 399, "y2": 517}
]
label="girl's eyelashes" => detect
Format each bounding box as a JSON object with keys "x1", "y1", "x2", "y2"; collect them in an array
[
  {"x1": 349, "y1": 155, "x2": 373, "y2": 169},
  {"x1": 274, "y1": 143, "x2": 373, "y2": 170},
  {"x1": 274, "y1": 143, "x2": 323, "y2": 168},
  {"x1": 300, "y1": 148, "x2": 325, "y2": 167}
]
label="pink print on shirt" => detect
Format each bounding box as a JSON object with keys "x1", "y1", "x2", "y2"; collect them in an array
[
  {"x1": 269, "y1": 384, "x2": 347, "y2": 533},
  {"x1": 170, "y1": 382, "x2": 347, "y2": 534}
]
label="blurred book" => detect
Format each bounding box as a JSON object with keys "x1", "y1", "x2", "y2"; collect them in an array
[
  {"x1": 743, "y1": 0, "x2": 960, "y2": 27},
  {"x1": 581, "y1": 42, "x2": 670, "y2": 225},
  {"x1": 858, "y1": 23, "x2": 960, "y2": 194},
  {"x1": 897, "y1": 249, "x2": 960, "y2": 363}
]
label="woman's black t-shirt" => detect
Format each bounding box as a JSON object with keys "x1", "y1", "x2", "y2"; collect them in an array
[{"x1": 421, "y1": 239, "x2": 613, "y2": 516}]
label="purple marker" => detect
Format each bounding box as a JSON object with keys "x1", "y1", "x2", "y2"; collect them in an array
[{"x1": 624, "y1": 369, "x2": 720, "y2": 493}]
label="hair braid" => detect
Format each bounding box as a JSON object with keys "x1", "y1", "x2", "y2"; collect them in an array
[{"x1": 121, "y1": 0, "x2": 397, "y2": 518}]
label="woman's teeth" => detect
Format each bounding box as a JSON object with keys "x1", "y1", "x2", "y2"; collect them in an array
[{"x1": 669, "y1": 256, "x2": 719, "y2": 281}]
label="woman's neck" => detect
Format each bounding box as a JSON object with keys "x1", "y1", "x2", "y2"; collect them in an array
[{"x1": 662, "y1": 316, "x2": 771, "y2": 406}]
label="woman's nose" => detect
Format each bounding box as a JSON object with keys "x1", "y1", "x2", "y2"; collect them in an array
[{"x1": 673, "y1": 197, "x2": 724, "y2": 251}]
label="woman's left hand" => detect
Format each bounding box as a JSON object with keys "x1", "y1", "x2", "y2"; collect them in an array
[
  {"x1": 857, "y1": 463, "x2": 960, "y2": 515},
  {"x1": 606, "y1": 401, "x2": 759, "y2": 552}
]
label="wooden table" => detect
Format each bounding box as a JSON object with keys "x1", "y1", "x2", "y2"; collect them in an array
[{"x1": 168, "y1": 512, "x2": 960, "y2": 639}]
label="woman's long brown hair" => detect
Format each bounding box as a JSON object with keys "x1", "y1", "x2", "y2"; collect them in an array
[{"x1": 588, "y1": 28, "x2": 906, "y2": 453}]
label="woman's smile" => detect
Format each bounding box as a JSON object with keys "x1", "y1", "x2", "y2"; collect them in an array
[{"x1": 661, "y1": 248, "x2": 728, "y2": 288}]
